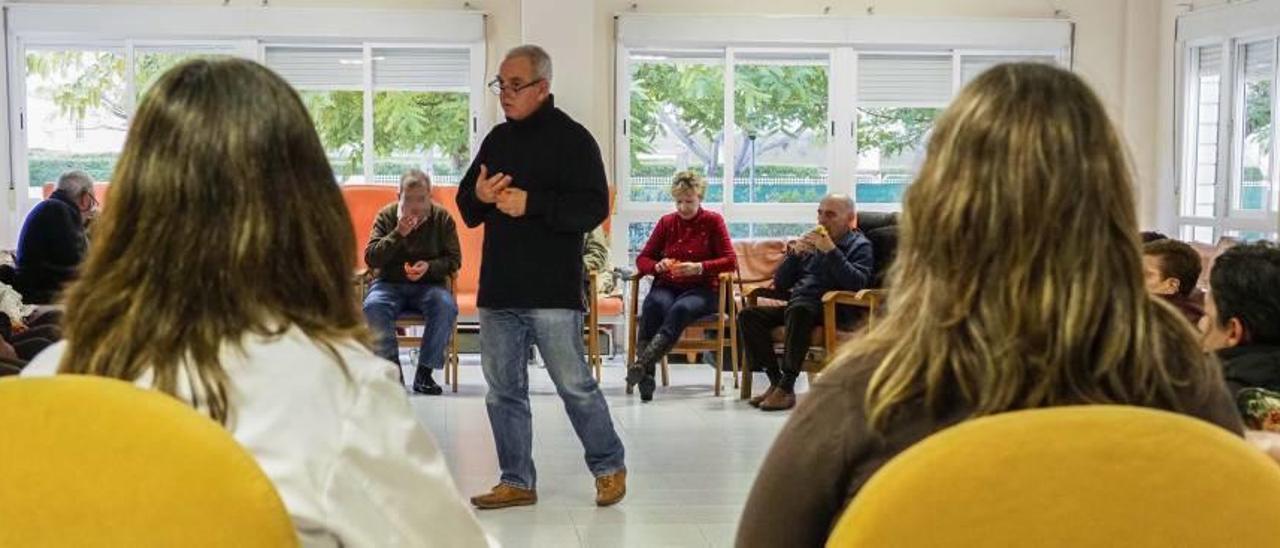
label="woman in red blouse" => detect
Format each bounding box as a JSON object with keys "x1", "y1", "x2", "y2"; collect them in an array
[{"x1": 628, "y1": 171, "x2": 737, "y2": 401}]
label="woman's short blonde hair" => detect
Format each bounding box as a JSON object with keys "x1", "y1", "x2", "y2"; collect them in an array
[{"x1": 670, "y1": 170, "x2": 706, "y2": 199}]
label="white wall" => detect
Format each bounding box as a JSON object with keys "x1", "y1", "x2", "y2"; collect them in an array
[{"x1": 3, "y1": 0, "x2": 1173, "y2": 231}]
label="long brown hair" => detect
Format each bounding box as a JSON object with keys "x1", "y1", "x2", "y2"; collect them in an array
[
  {"x1": 58, "y1": 58, "x2": 369, "y2": 424},
  {"x1": 856, "y1": 63, "x2": 1220, "y2": 430}
]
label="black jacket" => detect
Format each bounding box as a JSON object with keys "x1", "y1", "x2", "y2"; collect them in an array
[
  {"x1": 456, "y1": 96, "x2": 609, "y2": 310},
  {"x1": 1218, "y1": 345, "x2": 1280, "y2": 395},
  {"x1": 15, "y1": 190, "x2": 87, "y2": 304},
  {"x1": 774, "y1": 229, "x2": 875, "y2": 325}
]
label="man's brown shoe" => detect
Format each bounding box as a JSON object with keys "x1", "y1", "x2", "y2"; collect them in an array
[
  {"x1": 759, "y1": 389, "x2": 796, "y2": 411},
  {"x1": 470, "y1": 483, "x2": 537, "y2": 510},
  {"x1": 595, "y1": 470, "x2": 627, "y2": 507},
  {"x1": 749, "y1": 386, "x2": 777, "y2": 408}
]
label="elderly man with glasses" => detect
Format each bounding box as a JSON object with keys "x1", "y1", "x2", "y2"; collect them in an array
[
  {"x1": 458, "y1": 44, "x2": 627, "y2": 511},
  {"x1": 10, "y1": 170, "x2": 97, "y2": 304}
]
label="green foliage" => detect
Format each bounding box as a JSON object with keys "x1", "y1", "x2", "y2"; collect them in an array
[
  {"x1": 28, "y1": 152, "x2": 116, "y2": 187},
  {"x1": 1245, "y1": 80, "x2": 1273, "y2": 154},
  {"x1": 25, "y1": 51, "x2": 471, "y2": 180},
  {"x1": 629, "y1": 60, "x2": 937, "y2": 176}
]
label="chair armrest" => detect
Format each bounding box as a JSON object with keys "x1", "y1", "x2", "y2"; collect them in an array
[
  {"x1": 747, "y1": 286, "x2": 789, "y2": 307},
  {"x1": 735, "y1": 275, "x2": 774, "y2": 285}
]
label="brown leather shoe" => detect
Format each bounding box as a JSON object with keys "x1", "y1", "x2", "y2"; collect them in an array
[
  {"x1": 759, "y1": 389, "x2": 796, "y2": 411},
  {"x1": 470, "y1": 483, "x2": 537, "y2": 510},
  {"x1": 595, "y1": 470, "x2": 627, "y2": 507},
  {"x1": 749, "y1": 386, "x2": 777, "y2": 408}
]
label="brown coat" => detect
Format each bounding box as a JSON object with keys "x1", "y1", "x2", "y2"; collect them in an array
[
  {"x1": 364, "y1": 202, "x2": 461, "y2": 285},
  {"x1": 736, "y1": 356, "x2": 1244, "y2": 548}
]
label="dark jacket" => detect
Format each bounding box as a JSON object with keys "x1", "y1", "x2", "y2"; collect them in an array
[
  {"x1": 15, "y1": 190, "x2": 87, "y2": 304},
  {"x1": 364, "y1": 202, "x2": 461, "y2": 285},
  {"x1": 456, "y1": 96, "x2": 609, "y2": 310},
  {"x1": 774, "y1": 229, "x2": 875, "y2": 324},
  {"x1": 1219, "y1": 345, "x2": 1280, "y2": 395},
  {"x1": 736, "y1": 356, "x2": 1244, "y2": 548}
]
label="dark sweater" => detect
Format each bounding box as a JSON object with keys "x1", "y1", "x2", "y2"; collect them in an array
[
  {"x1": 737, "y1": 355, "x2": 1244, "y2": 548},
  {"x1": 15, "y1": 190, "x2": 87, "y2": 304},
  {"x1": 774, "y1": 229, "x2": 874, "y2": 324},
  {"x1": 363, "y1": 202, "x2": 461, "y2": 285},
  {"x1": 456, "y1": 96, "x2": 609, "y2": 310},
  {"x1": 1218, "y1": 345, "x2": 1280, "y2": 395}
]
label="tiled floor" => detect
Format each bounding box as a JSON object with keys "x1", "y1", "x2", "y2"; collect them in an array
[{"x1": 404, "y1": 358, "x2": 799, "y2": 548}]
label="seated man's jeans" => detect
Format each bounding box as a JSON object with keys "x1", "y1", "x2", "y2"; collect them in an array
[{"x1": 362, "y1": 280, "x2": 458, "y2": 373}]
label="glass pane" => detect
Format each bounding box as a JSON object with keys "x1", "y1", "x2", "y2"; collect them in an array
[
  {"x1": 1185, "y1": 45, "x2": 1222, "y2": 218},
  {"x1": 728, "y1": 222, "x2": 813, "y2": 240},
  {"x1": 629, "y1": 52, "x2": 725, "y2": 203},
  {"x1": 24, "y1": 48, "x2": 127, "y2": 198},
  {"x1": 1180, "y1": 224, "x2": 1216, "y2": 244},
  {"x1": 1235, "y1": 40, "x2": 1276, "y2": 214},
  {"x1": 732, "y1": 56, "x2": 828, "y2": 203},
  {"x1": 300, "y1": 90, "x2": 365, "y2": 183},
  {"x1": 267, "y1": 46, "x2": 365, "y2": 183},
  {"x1": 855, "y1": 107, "x2": 941, "y2": 209},
  {"x1": 1224, "y1": 229, "x2": 1278, "y2": 242},
  {"x1": 371, "y1": 49, "x2": 471, "y2": 185},
  {"x1": 627, "y1": 221, "x2": 658, "y2": 265}
]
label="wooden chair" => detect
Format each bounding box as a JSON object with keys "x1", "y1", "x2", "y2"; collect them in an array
[
  {"x1": 625, "y1": 272, "x2": 739, "y2": 396},
  {"x1": 584, "y1": 270, "x2": 630, "y2": 382}
]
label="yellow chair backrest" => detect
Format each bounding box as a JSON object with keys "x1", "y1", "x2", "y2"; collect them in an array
[
  {"x1": 828, "y1": 405, "x2": 1280, "y2": 547},
  {"x1": 0, "y1": 376, "x2": 298, "y2": 547}
]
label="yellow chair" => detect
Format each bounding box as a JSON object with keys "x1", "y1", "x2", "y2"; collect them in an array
[
  {"x1": 0, "y1": 376, "x2": 298, "y2": 547},
  {"x1": 828, "y1": 405, "x2": 1280, "y2": 547}
]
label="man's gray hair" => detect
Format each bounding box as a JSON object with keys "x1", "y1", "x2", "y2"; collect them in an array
[
  {"x1": 400, "y1": 169, "x2": 431, "y2": 193},
  {"x1": 504, "y1": 44, "x2": 553, "y2": 82},
  {"x1": 56, "y1": 170, "x2": 95, "y2": 197}
]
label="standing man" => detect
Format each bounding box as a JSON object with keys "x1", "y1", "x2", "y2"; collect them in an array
[
  {"x1": 362, "y1": 169, "x2": 461, "y2": 395},
  {"x1": 458, "y1": 45, "x2": 626, "y2": 510}
]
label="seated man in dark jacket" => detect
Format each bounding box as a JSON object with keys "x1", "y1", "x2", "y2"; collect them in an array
[
  {"x1": 1200, "y1": 241, "x2": 1280, "y2": 395},
  {"x1": 361, "y1": 170, "x2": 462, "y2": 395},
  {"x1": 13, "y1": 170, "x2": 96, "y2": 304},
  {"x1": 738, "y1": 194, "x2": 874, "y2": 411}
]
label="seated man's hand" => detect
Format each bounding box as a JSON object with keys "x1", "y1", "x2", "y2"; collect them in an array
[
  {"x1": 802, "y1": 229, "x2": 836, "y2": 253},
  {"x1": 404, "y1": 261, "x2": 430, "y2": 282},
  {"x1": 670, "y1": 262, "x2": 702, "y2": 278}
]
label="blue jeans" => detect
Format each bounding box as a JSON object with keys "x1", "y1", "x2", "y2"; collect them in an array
[
  {"x1": 479, "y1": 308, "x2": 626, "y2": 490},
  {"x1": 362, "y1": 280, "x2": 458, "y2": 370},
  {"x1": 640, "y1": 284, "x2": 717, "y2": 342}
]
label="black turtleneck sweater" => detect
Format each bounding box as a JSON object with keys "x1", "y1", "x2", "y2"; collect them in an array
[{"x1": 456, "y1": 96, "x2": 609, "y2": 310}]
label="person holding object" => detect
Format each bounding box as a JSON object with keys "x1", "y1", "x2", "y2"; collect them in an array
[
  {"x1": 362, "y1": 169, "x2": 462, "y2": 395},
  {"x1": 630, "y1": 171, "x2": 737, "y2": 401},
  {"x1": 457, "y1": 44, "x2": 627, "y2": 510}
]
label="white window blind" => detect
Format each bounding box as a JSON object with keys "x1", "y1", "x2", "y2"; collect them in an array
[
  {"x1": 857, "y1": 54, "x2": 952, "y2": 104},
  {"x1": 264, "y1": 47, "x2": 363, "y2": 90},
  {"x1": 1199, "y1": 45, "x2": 1224, "y2": 77},
  {"x1": 1242, "y1": 39, "x2": 1276, "y2": 81},
  {"x1": 960, "y1": 54, "x2": 1059, "y2": 84},
  {"x1": 372, "y1": 48, "x2": 471, "y2": 92}
]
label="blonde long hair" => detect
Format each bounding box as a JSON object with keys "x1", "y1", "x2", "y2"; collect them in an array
[
  {"x1": 57, "y1": 58, "x2": 369, "y2": 424},
  {"x1": 856, "y1": 63, "x2": 1218, "y2": 430}
]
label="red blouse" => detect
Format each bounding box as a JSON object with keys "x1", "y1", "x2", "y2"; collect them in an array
[{"x1": 636, "y1": 208, "x2": 737, "y2": 290}]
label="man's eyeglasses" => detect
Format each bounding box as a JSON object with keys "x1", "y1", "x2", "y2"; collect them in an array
[{"x1": 488, "y1": 77, "x2": 544, "y2": 96}]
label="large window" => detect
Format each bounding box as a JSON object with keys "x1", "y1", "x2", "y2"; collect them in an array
[
  {"x1": 854, "y1": 54, "x2": 951, "y2": 209},
  {"x1": 1177, "y1": 37, "x2": 1280, "y2": 240},
  {"x1": 23, "y1": 48, "x2": 127, "y2": 198}
]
